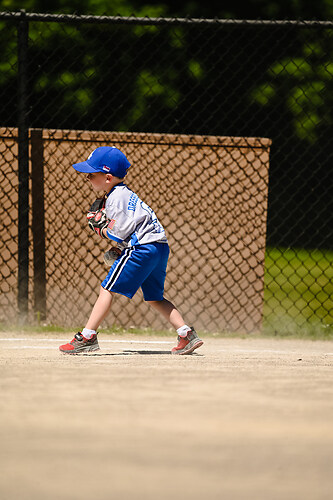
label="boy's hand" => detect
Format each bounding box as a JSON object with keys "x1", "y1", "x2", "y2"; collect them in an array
[
  {"x1": 103, "y1": 247, "x2": 122, "y2": 266},
  {"x1": 87, "y1": 209, "x2": 109, "y2": 238}
]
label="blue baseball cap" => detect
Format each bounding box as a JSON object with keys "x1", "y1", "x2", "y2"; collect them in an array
[{"x1": 72, "y1": 146, "x2": 131, "y2": 178}]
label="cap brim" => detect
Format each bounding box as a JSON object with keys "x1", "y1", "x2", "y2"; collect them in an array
[{"x1": 72, "y1": 161, "x2": 98, "y2": 173}]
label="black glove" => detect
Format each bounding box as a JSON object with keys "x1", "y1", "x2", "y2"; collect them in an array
[{"x1": 87, "y1": 209, "x2": 109, "y2": 238}]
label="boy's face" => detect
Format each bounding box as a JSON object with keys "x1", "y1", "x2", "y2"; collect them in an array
[{"x1": 86, "y1": 172, "x2": 110, "y2": 192}]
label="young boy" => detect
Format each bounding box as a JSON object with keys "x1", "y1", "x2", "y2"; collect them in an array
[{"x1": 59, "y1": 146, "x2": 203, "y2": 355}]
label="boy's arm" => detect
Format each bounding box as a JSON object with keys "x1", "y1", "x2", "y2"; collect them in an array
[
  {"x1": 88, "y1": 197, "x2": 136, "y2": 243},
  {"x1": 87, "y1": 209, "x2": 125, "y2": 243},
  {"x1": 101, "y1": 227, "x2": 120, "y2": 241}
]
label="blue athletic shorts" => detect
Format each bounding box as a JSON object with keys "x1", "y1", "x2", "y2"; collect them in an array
[{"x1": 101, "y1": 242, "x2": 170, "y2": 301}]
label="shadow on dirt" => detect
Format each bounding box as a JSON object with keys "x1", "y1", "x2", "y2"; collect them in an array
[
  {"x1": 123, "y1": 349, "x2": 203, "y2": 356},
  {"x1": 78, "y1": 350, "x2": 203, "y2": 356}
]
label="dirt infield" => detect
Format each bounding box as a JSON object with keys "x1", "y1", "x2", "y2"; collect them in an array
[{"x1": 0, "y1": 333, "x2": 332, "y2": 500}]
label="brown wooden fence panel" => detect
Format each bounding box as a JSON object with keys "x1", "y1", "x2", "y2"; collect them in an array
[{"x1": 0, "y1": 128, "x2": 270, "y2": 332}]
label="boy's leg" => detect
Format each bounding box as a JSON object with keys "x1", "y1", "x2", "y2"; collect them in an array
[
  {"x1": 147, "y1": 298, "x2": 203, "y2": 355},
  {"x1": 142, "y1": 246, "x2": 203, "y2": 355},
  {"x1": 59, "y1": 287, "x2": 113, "y2": 354},
  {"x1": 146, "y1": 298, "x2": 186, "y2": 330},
  {"x1": 85, "y1": 286, "x2": 114, "y2": 330}
]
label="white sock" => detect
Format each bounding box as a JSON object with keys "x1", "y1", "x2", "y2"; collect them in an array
[
  {"x1": 81, "y1": 328, "x2": 96, "y2": 339},
  {"x1": 177, "y1": 325, "x2": 191, "y2": 337}
]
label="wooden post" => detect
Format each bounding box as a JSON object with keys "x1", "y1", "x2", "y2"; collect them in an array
[
  {"x1": 17, "y1": 10, "x2": 29, "y2": 323},
  {"x1": 31, "y1": 129, "x2": 47, "y2": 321}
]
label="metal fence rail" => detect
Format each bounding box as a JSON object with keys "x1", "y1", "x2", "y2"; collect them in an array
[{"x1": 0, "y1": 11, "x2": 332, "y2": 333}]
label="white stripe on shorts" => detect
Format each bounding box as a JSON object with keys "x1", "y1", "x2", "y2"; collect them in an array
[{"x1": 103, "y1": 247, "x2": 134, "y2": 291}]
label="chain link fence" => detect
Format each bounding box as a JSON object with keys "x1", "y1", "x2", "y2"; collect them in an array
[{"x1": 0, "y1": 12, "x2": 332, "y2": 334}]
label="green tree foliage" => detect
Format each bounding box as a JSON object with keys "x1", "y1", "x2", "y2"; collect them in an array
[
  {"x1": 0, "y1": 0, "x2": 332, "y2": 248},
  {"x1": 0, "y1": 0, "x2": 167, "y2": 16},
  {"x1": 130, "y1": 0, "x2": 333, "y2": 20},
  {"x1": 1, "y1": 0, "x2": 333, "y2": 141},
  {"x1": 251, "y1": 33, "x2": 333, "y2": 143},
  {"x1": 0, "y1": 0, "x2": 173, "y2": 130}
]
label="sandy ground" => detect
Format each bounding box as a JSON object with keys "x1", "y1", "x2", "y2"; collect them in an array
[{"x1": 0, "y1": 332, "x2": 332, "y2": 500}]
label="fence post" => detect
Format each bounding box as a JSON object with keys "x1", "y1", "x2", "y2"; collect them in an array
[
  {"x1": 17, "y1": 9, "x2": 29, "y2": 323},
  {"x1": 31, "y1": 129, "x2": 47, "y2": 322}
]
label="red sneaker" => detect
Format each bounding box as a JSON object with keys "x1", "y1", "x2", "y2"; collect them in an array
[
  {"x1": 59, "y1": 332, "x2": 100, "y2": 354},
  {"x1": 171, "y1": 327, "x2": 203, "y2": 355}
]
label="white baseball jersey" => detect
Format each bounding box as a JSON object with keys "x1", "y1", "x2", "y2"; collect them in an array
[{"x1": 104, "y1": 183, "x2": 168, "y2": 247}]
